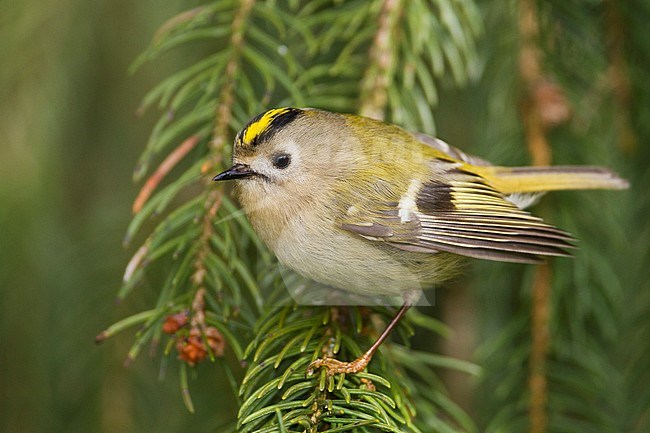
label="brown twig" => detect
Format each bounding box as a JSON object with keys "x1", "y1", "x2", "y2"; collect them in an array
[
  {"x1": 210, "y1": 0, "x2": 254, "y2": 152},
  {"x1": 192, "y1": 0, "x2": 254, "y2": 304},
  {"x1": 132, "y1": 135, "x2": 200, "y2": 214},
  {"x1": 358, "y1": 0, "x2": 403, "y2": 120},
  {"x1": 519, "y1": 0, "x2": 551, "y2": 167},
  {"x1": 190, "y1": 287, "x2": 207, "y2": 328},
  {"x1": 153, "y1": 7, "x2": 206, "y2": 45},
  {"x1": 529, "y1": 264, "x2": 551, "y2": 433},
  {"x1": 604, "y1": 0, "x2": 636, "y2": 153},
  {"x1": 133, "y1": 1, "x2": 249, "y2": 367},
  {"x1": 518, "y1": 1, "x2": 553, "y2": 432}
]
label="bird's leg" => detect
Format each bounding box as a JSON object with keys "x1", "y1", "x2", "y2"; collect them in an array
[{"x1": 307, "y1": 303, "x2": 411, "y2": 376}]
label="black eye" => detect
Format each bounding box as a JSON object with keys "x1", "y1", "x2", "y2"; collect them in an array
[{"x1": 272, "y1": 153, "x2": 291, "y2": 169}]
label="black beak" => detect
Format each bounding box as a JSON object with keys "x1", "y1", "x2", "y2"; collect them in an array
[{"x1": 212, "y1": 163, "x2": 256, "y2": 181}]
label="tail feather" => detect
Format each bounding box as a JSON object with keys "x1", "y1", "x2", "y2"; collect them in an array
[{"x1": 482, "y1": 166, "x2": 629, "y2": 194}]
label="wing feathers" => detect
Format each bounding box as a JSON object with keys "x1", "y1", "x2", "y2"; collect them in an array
[
  {"x1": 429, "y1": 220, "x2": 573, "y2": 241},
  {"x1": 418, "y1": 233, "x2": 571, "y2": 256},
  {"x1": 340, "y1": 222, "x2": 393, "y2": 238},
  {"x1": 339, "y1": 162, "x2": 578, "y2": 263},
  {"x1": 403, "y1": 241, "x2": 545, "y2": 264},
  {"x1": 422, "y1": 227, "x2": 574, "y2": 249}
]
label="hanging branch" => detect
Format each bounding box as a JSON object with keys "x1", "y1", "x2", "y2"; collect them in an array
[
  {"x1": 518, "y1": 0, "x2": 574, "y2": 431},
  {"x1": 527, "y1": 264, "x2": 550, "y2": 433},
  {"x1": 210, "y1": 0, "x2": 255, "y2": 156},
  {"x1": 192, "y1": 0, "x2": 256, "y2": 316},
  {"x1": 518, "y1": 1, "x2": 554, "y2": 432},
  {"x1": 101, "y1": 1, "x2": 484, "y2": 429},
  {"x1": 97, "y1": 1, "x2": 266, "y2": 373},
  {"x1": 518, "y1": 0, "x2": 551, "y2": 167},
  {"x1": 603, "y1": 0, "x2": 637, "y2": 153},
  {"x1": 359, "y1": 0, "x2": 403, "y2": 120}
]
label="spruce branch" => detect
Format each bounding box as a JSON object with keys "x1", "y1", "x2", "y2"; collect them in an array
[
  {"x1": 527, "y1": 265, "x2": 551, "y2": 433},
  {"x1": 104, "y1": 1, "x2": 485, "y2": 430},
  {"x1": 210, "y1": 0, "x2": 255, "y2": 155},
  {"x1": 101, "y1": 0, "x2": 267, "y2": 378},
  {"x1": 603, "y1": 0, "x2": 637, "y2": 153},
  {"x1": 359, "y1": 0, "x2": 404, "y2": 120},
  {"x1": 237, "y1": 305, "x2": 478, "y2": 432},
  {"x1": 517, "y1": 1, "x2": 566, "y2": 430},
  {"x1": 518, "y1": 7, "x2": 550, "y2": 433}
]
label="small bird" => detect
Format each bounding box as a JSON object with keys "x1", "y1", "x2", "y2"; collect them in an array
[{"x1": 213, "y1": 107, "x2": 628, "y2": 375}]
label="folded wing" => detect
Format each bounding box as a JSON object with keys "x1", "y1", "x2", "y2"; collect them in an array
[{"x1": 338, "y1": 161, "x2": 575, "y2": 264}]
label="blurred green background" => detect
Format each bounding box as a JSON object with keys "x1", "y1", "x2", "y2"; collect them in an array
[
  {"x1": 0, "y1": 1, "x2": 236, "y2": 431},
  {"x1": 1, "y1": 1, "x2": 648, "y2": 432}
]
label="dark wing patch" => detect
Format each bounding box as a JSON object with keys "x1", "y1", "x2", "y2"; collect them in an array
[{"x1": 416, "y1": 180, "x2": 455, "y2": 213}]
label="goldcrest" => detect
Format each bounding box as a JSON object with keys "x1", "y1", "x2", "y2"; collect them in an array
[
  {"x1": 214, "y1": 107, "x2": 628, "y2": 299},
  {"x1": 213, "y1": 107, "x2": 628, "y2": 375}
]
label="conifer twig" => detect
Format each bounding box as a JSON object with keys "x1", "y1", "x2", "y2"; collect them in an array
[
  {"x1": 111, "y1": 2, "x2": 484, "y2": 429},
  {"x1": 519, "y1": 0, "x2": 550, "y2": 167},
  {"x1": 604, "y1": 0, "x2": 636, "y2": 153},
  {"x1": 210, "y1": 0, "x2": 255, "y2": 156},
  {"x1": 518, "y1": 1, "x2": 552, "y2": 432},
  {"x1": 194, "y1": 0, "x2": 255, "y2": 301},
  {"x1": 153, "y1": 7, "x2": 206, "y2": 44},
  {"x1": 133, "y1": 135, "x2": 200, "y2": 214},
  {"x1": 359, "y1": 0, "x2": 403, "y2": 120},
  {"x1": 528, "y1": 264, "x2": 550, "y2": 433}
]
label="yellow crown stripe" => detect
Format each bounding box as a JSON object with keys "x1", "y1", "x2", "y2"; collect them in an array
[{"x1": 242, "y1": 108, "x2": 292, "y2": 145}]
